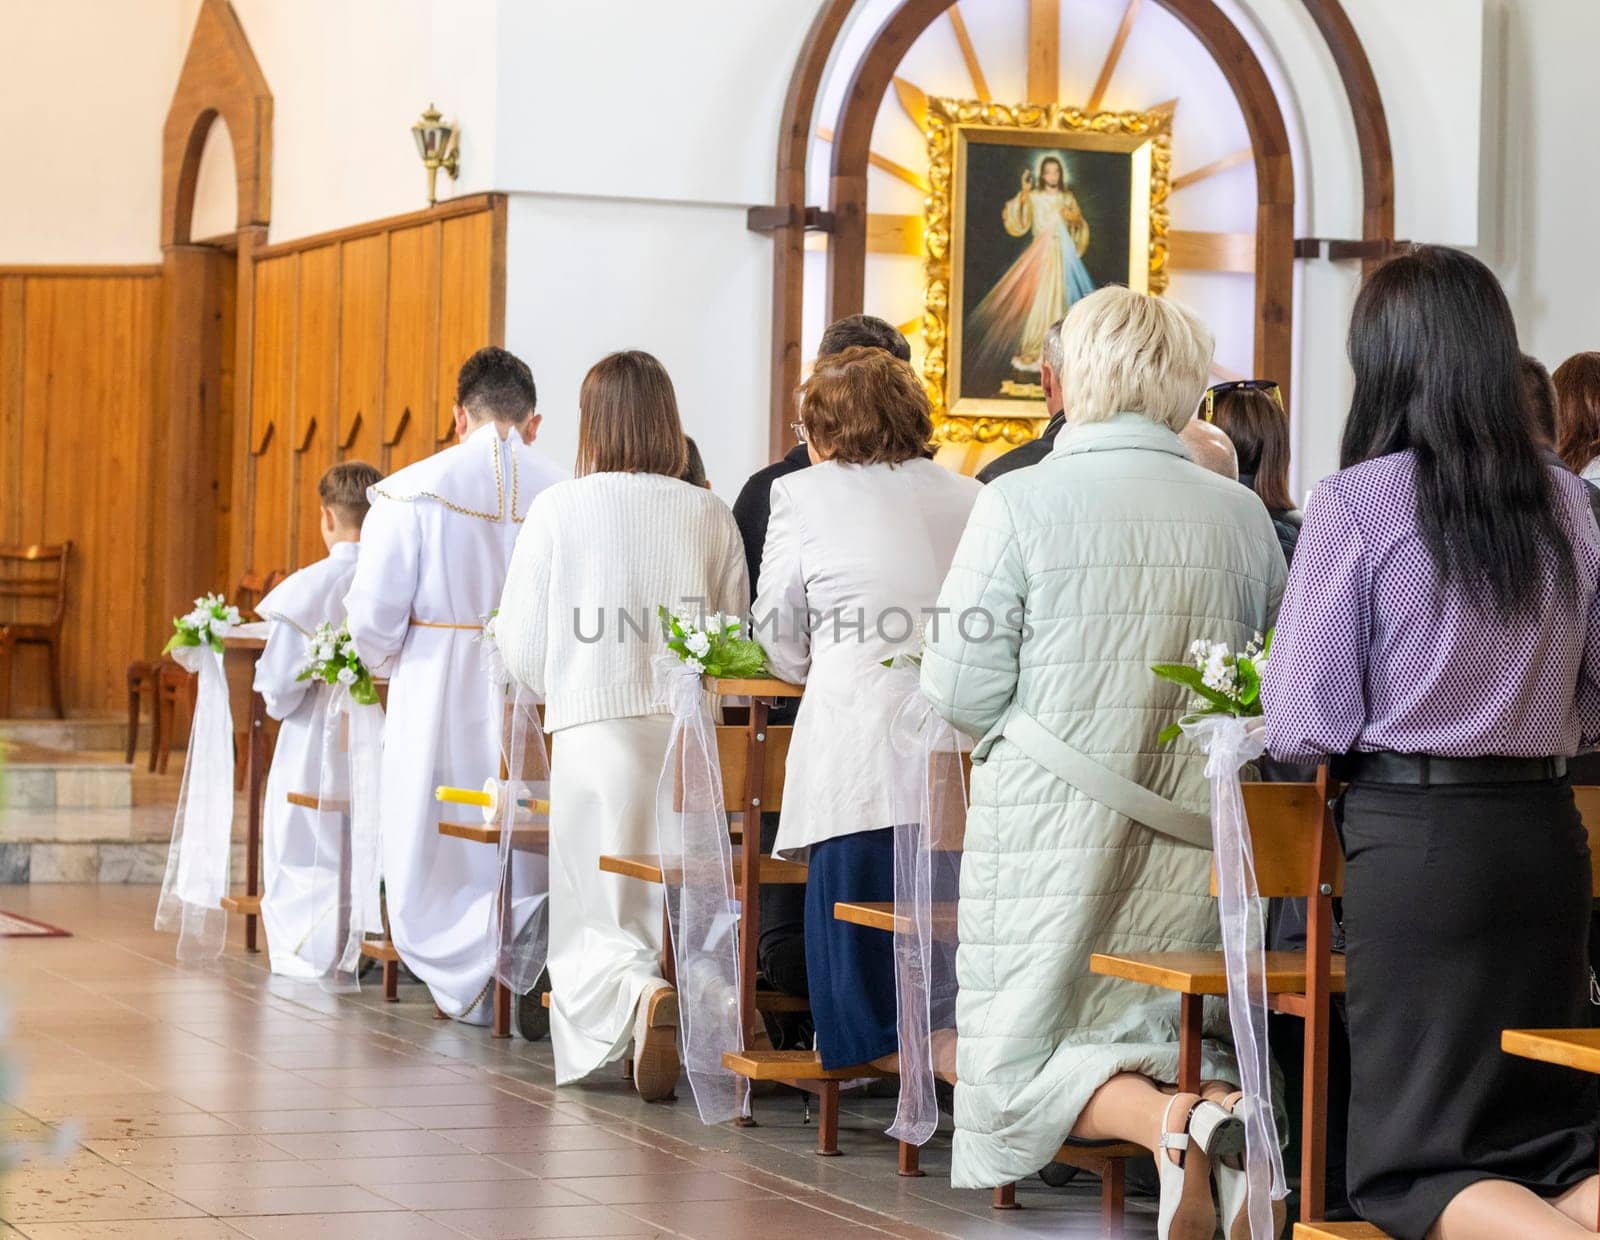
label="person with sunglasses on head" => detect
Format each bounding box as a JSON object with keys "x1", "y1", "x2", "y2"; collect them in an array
[{"x1": 1205, "y1": 379, "x2": 1302, "y2": 568}]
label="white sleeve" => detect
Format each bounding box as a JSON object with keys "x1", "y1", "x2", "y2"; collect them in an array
[
  {"x1": 750, "y1": 480, "x2": 810, "y2": 684},
  {"x1": 497, "y1": 504, "x2": 553, "y2": 697},
  {"x1": 343, "y1": 499, "x2": 419, "y2": 677},
  {"x1": 252, "y1": 619, "x2": 311, "y2": 722}
]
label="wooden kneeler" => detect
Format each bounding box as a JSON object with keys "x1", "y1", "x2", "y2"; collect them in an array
[
  {"x1": 835, "y1": 900, "x2": 1142, "y2": 1233},
  {"x1": 1092, "y1": 775, "x2": 1345, "y2": 1223}
]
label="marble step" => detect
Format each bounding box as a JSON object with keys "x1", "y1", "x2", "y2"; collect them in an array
[
  {"x1": 0, "y1": 717, "x2": 134, "y2": 752},
  {"x1": 4, "y1": 747, "x2": 132, "y2": 810}
]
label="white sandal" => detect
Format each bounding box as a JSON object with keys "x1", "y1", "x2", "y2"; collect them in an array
[
  {"x1": 1157, "y1": 1093, "x2": 1244, "y2": 1239},
  {"x1": 1212, "y1": 1091, "x2": 1286, "y2": 1240}
]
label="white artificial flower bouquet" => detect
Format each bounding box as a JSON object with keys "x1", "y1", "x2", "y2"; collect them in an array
[
  {"x1": 1151, "y1": 630, "x2": 1271, "y2": 745},
  {"x1": 296, "y1": 622, "x2": 380, "y2": 706},
  {"x1": 163, "y1": 593, "x2": 242, "y2": 656},
  {"x1": 657, "y1": 606, "x2": 767, "y2": 678}
]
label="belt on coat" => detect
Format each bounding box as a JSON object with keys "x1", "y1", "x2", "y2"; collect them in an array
[
  {"x1": 997, "y1": 707, "x2": 1214, "y2": 849},
  {"x1": 409, "y1": 618, "x2": 483, "y2": 630}
]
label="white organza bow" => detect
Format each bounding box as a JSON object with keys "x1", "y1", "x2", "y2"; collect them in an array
[
  {"x1": 1181, "y1": 713, "x2": 1288, "y2": 1240},
  {"x1": 154, "y1": 645, "x2": 235, "y2": 963},
  {"x1": 305, "y1": 685, "x2": 385, "y2": 992},
  {"x1": 489, "y1": 685, "x2": 551, "y2": 998},
  {"x1": 653, "y1": 656, "x2": 745, "y2": 1123},
  {"x1": 885, "y1": 661, "x2": 968, "y2": 1147}
]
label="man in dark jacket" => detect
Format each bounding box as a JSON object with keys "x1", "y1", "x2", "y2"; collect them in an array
[
  {"x1": 730, "y1": 313, "x2": 912, "y2": 1034},
  {"x1": 976, "y1": 317, "x2": 1066, "y2": 484},
  {"x1": 732, "y1": 314, "x2": 913, "y2": 590}
]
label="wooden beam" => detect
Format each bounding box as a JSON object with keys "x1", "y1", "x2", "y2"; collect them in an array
[
  {"x1": 893, "y1": 77, "x2": 929, "y2": 129},
  {"x1": 1172, "y1": 147, "x2": 1253, "y2": 191},
  {"x1": 815, "y1": 128, "x2": 929, "y2": 192},
  {"x1": 1087, "y1": 0, "x2": 1142, "y2": 112},
  {"x1": 946, "y1": 5, "x2": 991, "y2": 101},
  {"x1": 1027, "y1": 0, "x2": 1060, "y2": 104},
  {"x1": 1170, "y1": 230, "x2": 1255, "y2": 274},
  {"x1": 867, "y1": 213, "x2": 924, "y2": 256}
]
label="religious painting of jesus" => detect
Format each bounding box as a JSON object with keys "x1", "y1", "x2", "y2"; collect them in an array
[{"x1": 920, "y1": 99, "x2": 1173, "y2": 437}]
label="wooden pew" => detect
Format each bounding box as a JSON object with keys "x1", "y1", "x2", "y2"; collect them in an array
[
  {"x1": 597, "y1": 678, "x2": 809, "y2": 1044},
  {"x1": 834, "y1": 899, "x2": 1143, "y2": 1233},
  {"x1": 1092, "y1": 776, "x2": 1343, "y2": 1223},
  {"x1": 435, "y1": 799, "x2": 549, "y2": 1038},
  {"x1": 218, "y1": 630, "x2": 271, "y2": 951}
]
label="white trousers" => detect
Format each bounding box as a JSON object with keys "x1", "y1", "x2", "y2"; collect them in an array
[{"x1": 547, "y1": 714, "x2": 670, "y2": 1083}]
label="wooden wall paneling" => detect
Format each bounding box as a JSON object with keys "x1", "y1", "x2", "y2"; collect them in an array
[
  {"x1": 381, "y1": 223, "x2": 441, "y2": 472},
  {"x1": 293, "y1": 244, "x2": 340, "y2": 569},
  {"x1": 0, "y1": 277, "x2": 23, "y2": 547},
  {"x1": 227, "y1": 224, "x2": 267, "y2": 611},
  {"x1": 211, "y1": 249, "x2": 238, "y2": 590},
  {"x1": 3, "y1": 275, "x2": 161, "y2": 714},
  {"x1": 338, "y1": 234, "x2": 387, "y2": 469},
  {"x1": 248, "y1": 254, "x2": 298, "y2": 582},
  {"x1": 437, "y1": 210, "x2": 494, "y2": 441}
]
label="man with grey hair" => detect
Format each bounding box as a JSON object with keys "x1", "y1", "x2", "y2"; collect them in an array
[{"x1": 977, "y1": 318, "x2": 1067, "y2": 483}]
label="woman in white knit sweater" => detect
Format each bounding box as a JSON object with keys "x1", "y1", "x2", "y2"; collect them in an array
[{"x1": 496, "y1": 351, "x2": 748, "y2": 1100}]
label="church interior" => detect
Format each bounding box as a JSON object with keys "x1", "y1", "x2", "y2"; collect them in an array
[{"x1": 3, "y1": 1, "x2": 1599, "y2": 1238}]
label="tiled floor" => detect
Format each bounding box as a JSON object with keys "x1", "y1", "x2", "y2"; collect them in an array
[{"x1": 0, "y1": 886, "x2": 1156, "y2": 1238}]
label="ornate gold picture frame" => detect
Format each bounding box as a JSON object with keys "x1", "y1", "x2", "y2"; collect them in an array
[{"x1": 921, "y1": 98, "x2": 1173, "y2": 444}]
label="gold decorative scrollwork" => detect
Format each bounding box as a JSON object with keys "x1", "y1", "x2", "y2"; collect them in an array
[{"x1": 920, "y1": 97, "x2": 1174, "y2": 445}]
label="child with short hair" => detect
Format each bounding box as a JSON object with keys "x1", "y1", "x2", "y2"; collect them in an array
[{"x1": 253, "y1": 460, "x2": 383, "y2": 979}]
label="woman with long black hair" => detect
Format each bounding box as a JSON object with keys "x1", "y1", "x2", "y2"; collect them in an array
[{"x1": 1262, "y1": 245, "x2": 1600, "y2": 1240}]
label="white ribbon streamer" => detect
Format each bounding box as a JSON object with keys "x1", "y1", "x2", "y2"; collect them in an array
[
  {"x1": 1181, "y1": 713, "x2": 1287, "y2": 1239},
  {"x1": 490, "y1": 685, "x2": 551, "y2": 996},
  {"x1": 154, "y1": 645, "x2": 234, "y2": 963},
  {"x1": 314, "y1": 688, "x2": 385, "y2": 992},
  {"x1": 886, "y1": 661, "x2": 968, "y2": 1147},
  {"x1": 653, "y1": 656, "x2": 744, "y2": 1124}
]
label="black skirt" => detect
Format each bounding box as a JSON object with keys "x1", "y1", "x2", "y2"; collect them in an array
[{"x1": 1341, "y1": 777, "x2": 1600, "y2": 1239}]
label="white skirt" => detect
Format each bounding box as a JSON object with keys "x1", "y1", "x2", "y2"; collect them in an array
[{"x1": 547, "y1": 713, "x2": 671, "y2": 1083}]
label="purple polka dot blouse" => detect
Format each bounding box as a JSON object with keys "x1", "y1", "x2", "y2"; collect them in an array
[{"x1": 1261, "y1": 450, "x2": 1600, "y2": 762}]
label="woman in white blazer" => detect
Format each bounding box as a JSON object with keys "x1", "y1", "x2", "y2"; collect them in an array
[{"x1": 754, "y1": 346, "x2": 981, "y2": 1070}]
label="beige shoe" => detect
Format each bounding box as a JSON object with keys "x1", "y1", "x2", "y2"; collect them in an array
[{"x1": 632, "y1": 984, "x2": 680, "y2": 1103}]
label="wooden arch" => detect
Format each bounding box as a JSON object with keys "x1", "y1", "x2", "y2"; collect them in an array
[
  {"x1": 161, "y1": 0, "x2": 272, "y2": 248},
  {"x1": 764, "y1": 0, "x2": 1396, "y2": 453}
]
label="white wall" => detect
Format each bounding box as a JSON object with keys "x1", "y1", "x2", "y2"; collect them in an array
[
  {"x1": 6, "y1": 0, "x2": 1598, "y2": 500},
  {"x1": 502, "y1": 196, "x2": 773, "y2": 499},
  {"x1": 0, "y1": 0, "x2": 193, "y2": 262}
]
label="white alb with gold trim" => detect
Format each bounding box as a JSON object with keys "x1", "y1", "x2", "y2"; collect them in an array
[{"x1": 344, "y1": 422, "x2": 565, "y2": 1021}]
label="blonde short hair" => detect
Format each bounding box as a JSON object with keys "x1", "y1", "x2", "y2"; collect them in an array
[{"x1": 1058, "y1": 287, "x2": 1214, "y2": 430}]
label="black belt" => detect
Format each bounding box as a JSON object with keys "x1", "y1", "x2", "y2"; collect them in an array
[{"x1": 1334, "y1": 752, "x2": 1568, "y2": 787}]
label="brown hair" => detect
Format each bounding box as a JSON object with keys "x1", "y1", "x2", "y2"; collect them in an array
[
  {"x1": 1554, "y1": 352, "x2": 1600, "y2": 473},
  {"x1": 1209, "y1": 386, "x2": 1293, "y2": 512},
  {"x1": 798, "y1": 346, "x2": 932, "y2": 466},
  {"x1": 576, "y1": 351, "x2": 688, "y2": 478},
  {"x1": 1520, "y1": 354, "x2": 1558, "y2": 447},
  {"x1": 318, "y1": 460, "x2": 382, "y2": 528}
]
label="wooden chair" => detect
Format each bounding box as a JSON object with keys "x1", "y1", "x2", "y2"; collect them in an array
[
  {"x1": 126, "y1": 659, "x2": 163, "y2": 767},
  {"x1": 1092, "y1": 775, "x2": 1344, "y2": 1223},
  {"x1": 0, "y1": 542, "x2": 72, "y2": 717}
]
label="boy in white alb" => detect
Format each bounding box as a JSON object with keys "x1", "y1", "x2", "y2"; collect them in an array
[
  {"x1": 254, "y1": 461, "x2": 383, "y2": 979},
  {"x1": 345, "y1": 347, "x2": 565, "y2": 1024}
]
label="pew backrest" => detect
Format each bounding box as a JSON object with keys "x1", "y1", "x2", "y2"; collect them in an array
[{"x1": 0, "y1": 542, "x2": 71, "y2": 628}]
